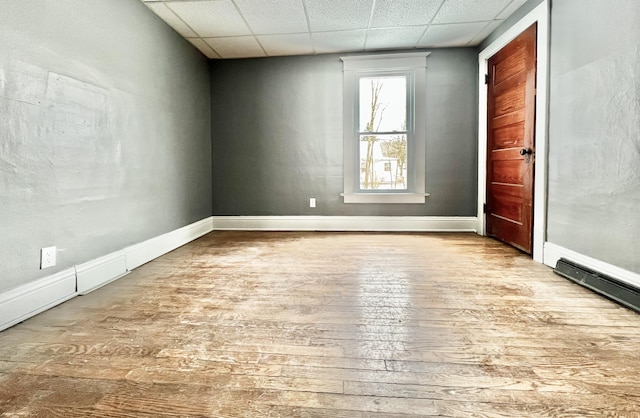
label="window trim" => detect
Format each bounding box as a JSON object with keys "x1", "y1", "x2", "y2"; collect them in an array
[{"x1": 341, "y1": 52, "x2": 430, "y2": 204}]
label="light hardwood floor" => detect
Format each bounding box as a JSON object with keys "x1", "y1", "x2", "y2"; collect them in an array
[{"x1": 1, "y1": 232, "x2": 639, "y2": 417}]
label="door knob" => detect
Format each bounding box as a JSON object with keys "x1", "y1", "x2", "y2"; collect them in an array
[{"x1": 519, "y1": 148, "x2": 532, "y2": 155}]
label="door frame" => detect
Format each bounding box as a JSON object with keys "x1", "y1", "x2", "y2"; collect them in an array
[{"x1": 477, "y1": 1, "x2": 550, "y2": 263}]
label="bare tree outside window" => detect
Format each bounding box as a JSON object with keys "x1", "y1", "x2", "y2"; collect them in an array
[
  {"x1": 380, "y1": 132, "x2": 407, "y2": 188},
  {"x1": 359, "y1": 76, "x2": 407, "y2": 190}
]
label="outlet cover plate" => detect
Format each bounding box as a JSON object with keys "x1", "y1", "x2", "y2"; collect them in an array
[
  {"x1": 309, "y1": 198, "x2": 316, "y2": 208},
  {"x1": 41, "y1": 246, "x2": 56, "y2": 269}
]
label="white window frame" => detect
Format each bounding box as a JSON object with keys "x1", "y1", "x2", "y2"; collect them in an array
[{"x1": 340, "y1": 52, "x2": 430, "y2": 204}]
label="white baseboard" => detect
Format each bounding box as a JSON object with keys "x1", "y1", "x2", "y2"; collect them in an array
[
  {"x1": 0, "y1": 216, "x2": 214, "y2": 332},
  {"x1": 544, "y1": 242, "x2": 640, "y2": 289},
  {"x1": 125, "y1": 217, "x2": 214, "y2": 270},
  {"x1": 212, "y1": 216, "x2": 478, "y2": 232},
  {"x1": 76, "y1": 216, "x2": 214, "y2": 294},
  {"x1": 76, "y1": 251, "x2": 128, "y2": 295},
  {"x1": 0, "y1": 269, "x2": 76, "y2": 331}
]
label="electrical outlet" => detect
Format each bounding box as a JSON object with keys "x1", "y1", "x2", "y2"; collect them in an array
[
  {"x1": 309, "y1": 198, "x2": 316, "y2": 208},
  {"x1": 41, "y1": 246, "x2": 56, "y2": 269}
]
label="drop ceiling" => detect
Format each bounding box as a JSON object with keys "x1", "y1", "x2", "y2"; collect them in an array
[{"x1": 140, "y1": 0, "x2": 528, "y2": 59}]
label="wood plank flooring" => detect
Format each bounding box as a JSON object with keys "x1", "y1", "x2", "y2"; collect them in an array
[{"x1": 1, "y1": 231, "x2": 639, "y2": 417}]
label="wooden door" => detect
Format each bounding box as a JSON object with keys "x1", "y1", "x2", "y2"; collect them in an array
[{"x1": 486, "y1": 24, "x2": 537, "y2": 254}]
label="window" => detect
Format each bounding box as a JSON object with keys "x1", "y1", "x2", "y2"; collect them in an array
[
  {"x1": 359, "y1": 74, "x2": 407, "y2": 190},
  {"x1": 341, "y1": 52, "x2": 430, "y2": 204}
]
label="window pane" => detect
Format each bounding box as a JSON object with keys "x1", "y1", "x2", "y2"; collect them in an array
[
  {"x1": 359, "y1": 134, "x2": 407, "y2": 190},
  {"x1": 359, "y1": 76, "x2": 406, "y2": 133}
]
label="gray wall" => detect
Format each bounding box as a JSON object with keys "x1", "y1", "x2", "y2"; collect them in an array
[
  {"x1": 483, "y1": 0, "x2": 640, "y2": 274},
  {"x1": 546, "y1": 0, "x2": 640, "y2": 273},
  {"x1": 211, "y1": 49, "x2": 478, "y2": 216},
  {"x1": 0, "y1": 0, "x2": 212, "y2": 292}
]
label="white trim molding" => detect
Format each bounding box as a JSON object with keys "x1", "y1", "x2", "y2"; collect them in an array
[
  {"x1": 212, "y1": 216, "x2": 478, "y2": 232},
  {"x1": 77, "y1": 216, "x2": 214, "y2": 294},
  {"x1": 477, "y1": 1, "x2": 550, "y2": 263},
  {"x1": 340, "y1": 193, "x2": 430, "y2": 204},
  {"x1": 125, "y1": 217, "x2": 213, "y2": 271},
  {"x1": 544, "y1": 242, "x2": 640, "y2": 289},
  {"x1": 0, "y1": 216, "x2": 214, "y2": 332},
  {"x1": 341, "y1": 52, "x2": 431, "y2": 71},
  {"x1": 76, "y1": 251, "x2": 128, "y2": 295},
  {"x1": 341, "y1": 52, "x2": 430, "y2": 204},
  {"x1": 0, "y1": 269, "x2": 76, "y2": 331}
]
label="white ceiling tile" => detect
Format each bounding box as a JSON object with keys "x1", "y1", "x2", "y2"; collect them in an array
[
  {"x1": 433, "y1": 0, "x2": 512, "y2": 23},
  {"x1": 167, "y1": 1, "x2": 251, "y2": 37},
  {"x1": 138, "y1": 0, "x2": 533, "y2": 58},
  {"x1": 365, "y1": 26, "x2": 426, "y2": 50},
  {"x1": 146, "y1": 3, "x2": 197, "y2": 37},
  {"x1": 468, "y1": 20, "x2": 503, "y2": 45},
  {"x1": 312, "y1": 30, "x2": 366, "y2": 54},
  {"x1": 204, "y1": 36, "x2": 266, "y2": 58},
  {"x1": 418, "y1": 22, "x2": 488, "y2": 47},
  {"x1": 306, "y1": 0, "x2": 373, "y2": 31},
  {"x1": 370, "y1": 0, "x2": 442, "y2": 28},
  {"x1": 258, "y1": 33, "x2": 314, "y2": 56},
  {"x1": 187, "y1": 37, "x2": 221, "y2": 58},
  {"x1": 496, "y1": 0, "x2": 528, "y2": 19},
  {"x1": 233, "y1": 0, "x2": 308, "y2": 35}
]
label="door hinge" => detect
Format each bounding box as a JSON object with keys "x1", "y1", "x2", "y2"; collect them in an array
[
  {"x1": 483, "y1": 203, "x2": 487, "y2": 213},
  {"x1": 484, "y1": 74, "x2": 489, "y2": 85}
]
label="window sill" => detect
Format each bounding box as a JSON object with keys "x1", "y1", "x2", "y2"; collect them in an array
[{"x1": 340, "y1": 193, "x2": 429, "y2": 204}]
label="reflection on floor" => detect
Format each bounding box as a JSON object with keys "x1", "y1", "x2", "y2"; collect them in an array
[{"x1": 1, "y1": 231, "x2": 639, "y2": 416}]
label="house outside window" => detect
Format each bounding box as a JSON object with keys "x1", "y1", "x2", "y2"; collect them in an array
[{"x1": 341, "y1": 52, "x2": 430, "y2": 204}]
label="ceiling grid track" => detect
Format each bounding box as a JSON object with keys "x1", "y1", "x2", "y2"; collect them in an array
[{"x1": 140, "y1": 0, "x2": 529, "y2": 59}]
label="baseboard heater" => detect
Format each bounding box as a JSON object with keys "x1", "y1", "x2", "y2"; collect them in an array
[{"x1": 554, "y1": 258, "x2": 640, "y2": 313}]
